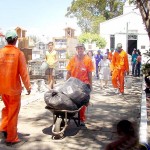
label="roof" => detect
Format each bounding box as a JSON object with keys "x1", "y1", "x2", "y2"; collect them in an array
[
  {"x1": 100, "y1": 11, "x2": 141, "y2": 25},
  {"x1": 15, "y1": 27, "x2": 27, "y2": 32},
  {"x1": 0, "y1": 32, "x2": 4, "y2": 37}
]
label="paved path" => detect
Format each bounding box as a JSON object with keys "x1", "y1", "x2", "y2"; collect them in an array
[{"x1": 0, "y1": 77, "x2": 143, "y2": 150}]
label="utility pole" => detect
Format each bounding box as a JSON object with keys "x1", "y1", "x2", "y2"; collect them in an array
[{"x1": 126, "y1": 22, "x2": 129, "y2": 53}]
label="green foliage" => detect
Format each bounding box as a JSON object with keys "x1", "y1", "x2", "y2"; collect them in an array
[
  {"x1": 66, "y1": 52, "x2": 73, "y2": 59},
  {"x1": 66, "y1": 0, "x2": 125, "y2": 33},
  {"x1": 142, "y1": 49, "x2": 150, "y2": 75},
  {"x1": 78, "y1": 32, "x2": 107, "y2": 48},
  {"x1": 29, "y1": 35, "x2": 40, "y2": 43},
  {"x1": 129, "y1": 0, "x2": 136, "y2": 5}
]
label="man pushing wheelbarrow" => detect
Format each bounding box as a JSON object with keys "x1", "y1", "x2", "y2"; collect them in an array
[
  {"x1": 66, "y1": 43, "x2": 94, "y2": 126},
  {"x1": 44, "y1": 43, "x2": 93, "y2": 139}
]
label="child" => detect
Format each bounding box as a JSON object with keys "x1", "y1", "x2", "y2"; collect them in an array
[
  {"x1": 105, "y1": 120, "x2": 139, "y2": 150},
  {"x1": 98, "y1": 54, "x2": 110, "y2": 88}
]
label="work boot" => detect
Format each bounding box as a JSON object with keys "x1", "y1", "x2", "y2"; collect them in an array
[
  {"x1": 0, "y1": 131, "x2": 7, "y2": 144},
  {"x1": 0, "y1": 131, "x2": 7, "y2": 139},
  {"x1": 114, "y1": 88, "x2": 119, "y2": 94},
  {"x1": 6, "y1": 140, "x2": 27, "y2": 148},
  {"x1": 80, "y1": 122, "x2": 85, "y2": 126},
  {"x1": 119, "y1": 92, "x2": 124, "y2": 96}
]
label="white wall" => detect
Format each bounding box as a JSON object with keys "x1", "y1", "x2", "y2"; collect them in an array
[
  {"x1": 100, "y1": 12, "x2": 149, "y2": 51},
  {"x1": 138, "y1": 34, "x2": 150, "y2": 53}
]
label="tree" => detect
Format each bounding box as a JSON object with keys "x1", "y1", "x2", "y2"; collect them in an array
[
  {"x1": 78, "y1": 32, "x2": 107, "y2": 48},
  {"x1": 129, "y1": 0, "x2": 150, "y2": 39},
  {"x1": 66, "y1": 0, "x2": 125, "y2": 33},
  {"x1": 136, "y1": 0, "x2": 150, "y2": 39},
  {"x1": 29, "y1": 35, "x2": 40, "y2": 43}
]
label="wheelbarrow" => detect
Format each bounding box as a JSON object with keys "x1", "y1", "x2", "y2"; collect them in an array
[{"x1": 45, "y1": 105, "x2": 84, "y2": 139}]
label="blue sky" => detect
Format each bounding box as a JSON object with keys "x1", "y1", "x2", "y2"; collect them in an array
[{"x1": 0, "y1": 0, "x2": 81, "y2": 37}]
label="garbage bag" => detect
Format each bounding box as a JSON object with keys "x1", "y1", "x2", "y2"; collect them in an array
[
  {"x1": 58, "y1": 77, "x2": 91, "y2": 107},
  {"x1": 40, "y1": 61, "x2": 49, "y2": 71},
  {"x1": 124, "y1": 76, "x2": 132, "y2": 89},
  {"x1": 44, "y1": 90, "x2": 78, "y2": 110}
]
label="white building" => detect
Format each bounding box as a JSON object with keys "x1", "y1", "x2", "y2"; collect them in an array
[
  {"x1": 0, "y1": 31, "x2": 6, "y2": 48},
  {"x1": 32, "y1": 41, "x2": 48, "y2": 60},
  {"x1": 100, "y1": 0, "x2": 150, "y2": 55}
]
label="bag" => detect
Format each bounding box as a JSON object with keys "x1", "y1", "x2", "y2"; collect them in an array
[
  {"x1": 44, "y1": 90, "x2": 78, "y2": 110},
  {"x1": 40, "y1": 61, "x2": 49, "y2": 71},
  {"x1": 58, "y1": 77, "x2": 91, "y2": 107},
  {"x1": 124, "y1": 76, "x2": 132, "y2": 89}
]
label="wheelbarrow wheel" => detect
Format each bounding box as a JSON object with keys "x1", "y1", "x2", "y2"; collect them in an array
[
  {"x1": 53, "y1": 117, "x2": 64, "y2": 139},
  {"x1": 54, "y1": 117, "x2": 62, "y2": 132}
]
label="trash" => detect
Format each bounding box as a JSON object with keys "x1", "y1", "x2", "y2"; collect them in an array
[
  {"x1": 58, "y1": 77, "x2": 91, "y2": 107},
  {"x1": 40, "y1": 61, "x2": 49, "y2": 71},
  {"x1": 44, "y1": 90, "x2": 78, "y2": 110},
  {"x1": 125, "y1": 76, "x2": 132, "y2": 89}
]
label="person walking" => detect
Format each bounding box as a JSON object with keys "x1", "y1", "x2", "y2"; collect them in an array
[
  {"x1": 95, "y1": 50, "x2": 103, "y2": 79},
  {"x1": 108, "y1": 48, "x2": 114, "y2": 62},
  {"x1": 45, "y1": 42, "x2": 58, "y2": 89},
  {"x1": 135, "y1": 51, "x2": 142, "y2": 77},
  {"x1": 105, "y1": 48, "x2": 109, "y2": 59},
  {"x1": 87, "y1": 50, "x2": 96, "y2": 77},
  {"x1": 66, "y1": 44, "x2": 94, "y2": 126},
  {"x1": 0, "y1": 30, "x2": 31, "y2": 147},
  {"x1": 131, "y1": 48, "x2": 138, "y2": 76},
  {"x1": 98, "y1": 54, "x2": 110, "y2": 89},
  {"x1": 111, "y1": 43, "x2": 129, "y2": 95}
]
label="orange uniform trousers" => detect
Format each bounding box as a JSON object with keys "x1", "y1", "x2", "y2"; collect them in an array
[
  {"x1": 112, "y1": 69, "x2": 125, "y2": 93},
  {"x1": 0, "y1": 94, "x2": 21, "y2": 142},
  {"x1": 79, "y1": 106, "x2": 86, "y2": 122}
]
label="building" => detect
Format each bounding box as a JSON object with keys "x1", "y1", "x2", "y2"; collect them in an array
[
  {"x1": 53, "y1": 27, "x2": 78, "y2": 71},
  {"x1": 32, "y1": 41, "x2": 48, "y2": 60},
  {"x1": 15, "y1": 27, "x2": 35, "y2": 63},
  {"x1": 0, "y1": 32, "x2": 6, "y2": 48},
  {"x1": 100, "y1": 0, "x2": 150, "y2": 55}
]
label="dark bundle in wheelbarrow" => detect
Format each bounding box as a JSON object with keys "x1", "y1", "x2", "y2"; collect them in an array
[
  {"x1": 57, "y1": 77, "x2": 91, "y2": 108},
  {"x1": 44, "y1": 90, "x2": 78, "y2": 110},
  {"x1": 44, "y1": 77, "x2": 91, "y2": 109}
]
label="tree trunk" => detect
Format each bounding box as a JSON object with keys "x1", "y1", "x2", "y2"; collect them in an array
[{"x1": 136, "y1": 0, "x2": 150, "y2": 40}]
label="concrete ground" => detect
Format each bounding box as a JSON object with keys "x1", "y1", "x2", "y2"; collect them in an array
[{"x1": 0, "y1": 76, "x2": 144, "y2": 150}]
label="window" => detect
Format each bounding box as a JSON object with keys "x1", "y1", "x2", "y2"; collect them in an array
[
  {"x1": 88, "y1": 44, "x2": 92, "y2": 49},
  {"x1": 141, "y1": 45, "x2": 145, "y2": 49},
  {"x1": 59, "y1": 61, "x2": 66, "y2": 68},
  {"x1": 128, "y1": 34, "x2": 137, "y2": 40},
  {"x1": 110, "y1": 35, "x2": 115, "y2": 49},
  {"x1": 58, "y1": 50, "x2": 66, "y2": 59}
]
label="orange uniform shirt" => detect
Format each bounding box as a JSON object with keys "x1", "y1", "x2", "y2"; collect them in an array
[
  {"x1": 66, "y1": 55, "x2": 94, "y2": 84},
  {"x1": 111, "y1": 50, "x2": 129, "y2": 72},
  {"x1": 108, "y1": 52, "x2": 113, "y2": 61},
  {"x1": 0, "y1": 45, "x2": 31, "y2": 95}
]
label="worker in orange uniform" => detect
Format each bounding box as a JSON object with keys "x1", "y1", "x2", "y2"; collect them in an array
[
  {"x1": 0, "y1": 30, "x2": 31, "y2": 147},
  {"x1": 111, "y1": 43, "x2": 129, "y2": 95},
  {"x1": 108, "y1": 48, "x2": 114, "y2": 62},
  {"x1": 66, "y1": 44, "x2": 94, "y2": 126}
]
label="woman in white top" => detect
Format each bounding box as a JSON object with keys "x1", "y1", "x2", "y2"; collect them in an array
[
  {"x1": 98, "y1": 54, "x2": 110, "y2": 88},
  {"x1": 87, "y1": 50, "x2": 96, "y2": 77}
]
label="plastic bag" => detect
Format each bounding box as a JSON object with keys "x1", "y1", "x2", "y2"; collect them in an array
[
  {"x1": 40, "y1": 61, "x2": 49, "y2": 71},
  {"x1": 44, "y1": 90, "x2": 78, "y2": 110},
  {"x1": 58, "y1": 77, "x2": 91, "y2": 107},
  {"x1": 124, "y1": 76, "x2": 132, "y2": 89}
]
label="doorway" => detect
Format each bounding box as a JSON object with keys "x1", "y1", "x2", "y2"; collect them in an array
[
  {"x1": 127, "y1": 34, "x2": 137, "y2": 55},
  {"x1": 128, "y1": 40, "x2": 137, "y2": 55}
]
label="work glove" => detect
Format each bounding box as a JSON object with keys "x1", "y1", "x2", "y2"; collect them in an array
[{"x1": 26, "y1": 89, "x2": 31, "y2": 95}]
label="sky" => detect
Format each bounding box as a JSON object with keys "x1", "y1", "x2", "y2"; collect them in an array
[{"x1": 0, "y1": 0, "x2": 81, "y2": 39}]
